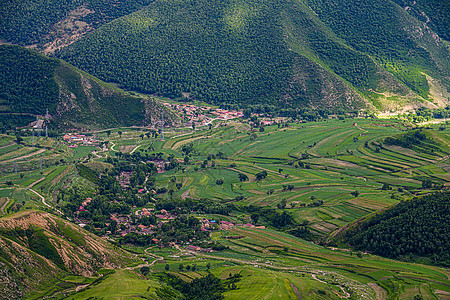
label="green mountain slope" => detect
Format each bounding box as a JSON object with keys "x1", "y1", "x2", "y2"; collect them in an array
[
  {"x1": 0, "y1": 44, "x2": 173, "y2": 130},
  {"x1": 0, "y1": 210, "x2": 136, "y2": 298},
  {"x1": 305, "y1": 0, "x2": 449, "y2": 99},
  {"x1": 55, "y1": 0, "x2": 449, "y2": 111}
]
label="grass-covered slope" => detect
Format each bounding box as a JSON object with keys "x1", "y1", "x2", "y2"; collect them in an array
[
  {"x1": 0, "y1": 210, "x2": 136, "y2": 298},
  {"x1": 56, "y1": 0, "x2": 449, "y2": 111},
  {"x1": 337, "y1": 192, "x2": 450, "y2": 266},
  {"x1": 0, "y1": 44, "x2": 170, "y2": 130}
]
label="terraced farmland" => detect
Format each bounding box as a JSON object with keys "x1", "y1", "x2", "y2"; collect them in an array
[{"x1": 147, "y1": 119, "x2": 449, "y2": 236}]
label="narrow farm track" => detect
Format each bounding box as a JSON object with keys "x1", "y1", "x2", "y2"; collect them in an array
[
  {"x1": 130, "y1": 145, "x2": 141, "y2": 154},
  {"x1": 1, "y1": 148, "x2": 45, "y2": 163},
  {"x1": 368, "y1": 282, "x2": 387, "y2": 300},
  {"x1": 28, "y1": 187, "x2": 63, "y2": 215},
  {"x1": 0, "y1": 197, "x2": 11, "y2": 214}
]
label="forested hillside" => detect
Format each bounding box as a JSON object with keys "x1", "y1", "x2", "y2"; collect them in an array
[
  {"x1": 0, "y1": 45, "x2": 172, "y2": 129},
  {"x1": 0, "y1": 0, "x2": 154, "y2": 47},
  {"x1": 54, "y1": 0, "x2": 449, "y2": 111},
  {"x1": 338, "y1": 192, "x2": 450, "y2": 266},
  {"x1": 391, "y1": 0, "x2": 450, "y2": 41},
  {"x1": 305, "y1": 0, "x2": 449, "y2": 98}
]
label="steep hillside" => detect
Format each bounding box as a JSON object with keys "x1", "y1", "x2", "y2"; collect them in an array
[
  {"x1": 55, "y1": 0, "x2": 449, "y2": 111},
  {"x1": 305, "y1": 0, "x2": 449, "y2": 102},
  {"x1": 0, "y1": 210, "x2": 136, "y2": 298},
  {"x1": 391, "y1": 0, "x2": 450, "y2": 41},
  {"x1": 335, "y1": 192, "x2": 450, "y2": 266},
  {"x1": 0, "y1": 0, "x2": 154, "y2": 52},
  {"x1": 0, "y1": 44, "x2": 175, "y2": 130}
]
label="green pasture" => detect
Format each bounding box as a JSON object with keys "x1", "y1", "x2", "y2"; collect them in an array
[
  {"x1": 67, "y1": 270, "x2": 163, "y2": 300},
  {"x1": 71, "y1": 146, "x2": 97, "y2": 159}
]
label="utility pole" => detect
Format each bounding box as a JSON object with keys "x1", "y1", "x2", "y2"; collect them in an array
[
  {"x1": 32, "y1": 129, "x2": 35, "y2": 148},
  {"x1": 40, "y1": 157, "x2": 42, "y2": 170},
  {"x1": 45, "y1": 126, "x2": 48, "y2": 138},
  {"x1": 14, "y1": 161, "x2": 17, "y2": 174}
]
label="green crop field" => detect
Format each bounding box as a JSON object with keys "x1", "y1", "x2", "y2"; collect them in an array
[{"x1": 1, "y1": 117, "x2": 448, "y2": 300}]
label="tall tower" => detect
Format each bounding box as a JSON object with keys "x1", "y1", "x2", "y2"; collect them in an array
[
  {"x1": 40, "y1": 157, "x2": 42, "y2": 170},
  {"x1": 14, "y1": 161, "x2": 17, "y2": 174},
  {"x1": 45, "y1": 108, "x2": 49, "y2": 119},
  {"x1": 32, "y1": 129, "x2": 35, "y2": 148},
  {"x1": 160, "y1": 111, "x2": 164, "y2": 141},
  {"x1": 45, "y1": 126, "x2": 48, "y2": 138}
]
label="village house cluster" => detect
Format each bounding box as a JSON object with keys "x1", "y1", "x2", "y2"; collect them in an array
[
  {"x1": 166, "y1": 103, "x2": 243, "y2": 127},
  {"x1": 62, "y1": 133, "x2": 99, "y2": 147}
]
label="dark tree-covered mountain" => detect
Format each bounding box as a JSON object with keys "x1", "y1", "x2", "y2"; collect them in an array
[
  {"x1": 0, "y1": 44, "x2": 174, "y2": 129},
  {"x1": 0, "y1": 0, "x2": 154, "y2": 51},
  {"x1": 53, "y1": 0, "x2": 449, "y2": 111},
  {"x1": 391, "y1": 0, "x2": 450, "y2": 41},
  {"x1": 337, "y1": 192, "x2": 450, "y2": 266}
]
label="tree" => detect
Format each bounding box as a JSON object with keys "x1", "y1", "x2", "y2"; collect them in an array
[
  {"x1": 140, "y1": 266, "x2": 150, "y2": 276},
  {"x1": 255, "y1": 171, "x2": 267, "y2": 181},
  {"x1": 206, "y1": 262, "x2": 211, "y2": 270},
  {"x1": 216, "y1": 178, "x2": 224, "y2": 185},
  {"x1": 381, "y1": 183, "x2": 390, "y2": 190},
  {"x1": 118, "y1": 131, "x2": 122, "y2": 138},
  {"x1": 278, "y1": 168, "x2": 283, "y2": 174},
  {"x1": 251, "y1": 213, "x2": 259, "y2": 225},
  {"x1": 277, "y1": 199, "x2": 287, "y2": 209},
  {"x1": 106, "y1": 130, "x2": 111, "y2": 137},
  {"x1": 422, "y1": 179, "x2": 433, "y2": 189},
  {"x1": 351, "y1": 190, "x2": 359, "y2": 197},
  {"x1": 165, "y1": 264, "x2": 170, "y2": 271},
  {"x1": 184, "y1": 156, "x2": 189, "y2": 164},
  {"x1": 15, "y1": 134, "x2": 23, "y2": 144},
  {"x1": 238, "y1": 173, "x2": 248, "y2": 181},
  {"x1": 179, "y1": 264, "x2": 184, "y2": 271}
]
